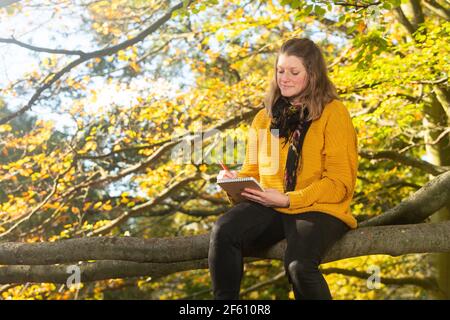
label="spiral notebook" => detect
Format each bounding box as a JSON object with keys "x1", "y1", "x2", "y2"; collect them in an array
[{"x1": 217, "y1": 177, "x2": 265, "y2": 203}]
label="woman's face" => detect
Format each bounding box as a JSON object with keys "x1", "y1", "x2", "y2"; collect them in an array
[{"x1": 276, "y1": 53, "x2": 308, "y2": 97}]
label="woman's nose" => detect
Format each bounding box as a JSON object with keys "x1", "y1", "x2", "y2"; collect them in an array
[{"x1": 279, "y1": 74, "x2": 292, "y2": 83}]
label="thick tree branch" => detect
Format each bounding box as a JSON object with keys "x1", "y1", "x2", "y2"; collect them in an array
[
  {"x1": 0, "y1": 259, "x2": 208, "y2": 284},
  {"x1": 0, "y1": 221, "x2": 450, "y2": 284},
  {"x1": 0, "y1": 233, "x2": 210, "y2": 265},
  {"x1": 360, "y1": 170, "x2": 450, "y2": 226}
]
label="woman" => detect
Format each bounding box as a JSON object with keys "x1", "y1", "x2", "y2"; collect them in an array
[{"x1": 208, "y1": 38, "x2": 358, "y2": 300}]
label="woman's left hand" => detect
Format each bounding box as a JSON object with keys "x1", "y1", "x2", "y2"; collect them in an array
[{"x1": 241, "y1": 188, "x2": 290, "y2": 208}]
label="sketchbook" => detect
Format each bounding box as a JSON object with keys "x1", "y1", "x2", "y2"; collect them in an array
[{"x1": 216, "y1": 177, "x2": 265, "y2": 203}]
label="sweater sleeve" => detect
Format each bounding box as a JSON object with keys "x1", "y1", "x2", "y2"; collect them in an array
[
  {"x1": 224, "y1": 110, "x2": 263, "y2": 205},
  {"x1": 285, "y1": 103, "x2": 358, "y2": 209},
  {"x1": 236, "y1": 111, "x2": 261, "y2": 181}
]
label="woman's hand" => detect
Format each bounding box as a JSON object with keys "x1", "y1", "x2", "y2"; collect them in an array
[
  {"x1": 217, "y1": 170, "x2": 238, "y2": 200},
  {"x1": 217, "y1": 169, "x2": 238, "y2": 180},
  {"x1": 241, "y1": 188, "x2": 290, "y2": 208}
]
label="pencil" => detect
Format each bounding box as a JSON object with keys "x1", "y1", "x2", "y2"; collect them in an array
[{"x1": 218, "y1": 160, "x2": 230, "y2": 172}]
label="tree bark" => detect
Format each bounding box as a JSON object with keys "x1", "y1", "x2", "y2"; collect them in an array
[
  {"x1": 360, "y1": 170, "x2": 450, "y2": 226},
  {"x1": 424, "y1": 91, "x2": 450, "y2": 299},
  {"x1": 1, "y1": 221, "x2": 450, "y2": 284}
]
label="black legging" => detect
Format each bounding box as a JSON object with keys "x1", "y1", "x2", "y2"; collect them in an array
[{"x1": 208, "y1": 201, "x2": 350, "y2": 300}]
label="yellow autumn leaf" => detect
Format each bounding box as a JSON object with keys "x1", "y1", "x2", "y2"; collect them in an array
[
  {"x1": 85, "y1": 140, "x2": 97, "y2": 152},
  {"x1": 93, "y1": 202, "x2": 102, "y2": 210},
  {"x1": 0, "y1": 124, "x2": 12, "y2": 132},
  {"x1": 118, "y1": 50, "x2": 128, "y2": 61},
  {"x1": 129, "y1": 61, "x2": 141, "y2": 73},
  {"x1": 83, "y1": 202, "x2": 92, "y2": 211}
]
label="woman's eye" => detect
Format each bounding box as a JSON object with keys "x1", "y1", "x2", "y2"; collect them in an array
[{"x1": 277, "y1": 70, "x2": 299, "y2": 76}]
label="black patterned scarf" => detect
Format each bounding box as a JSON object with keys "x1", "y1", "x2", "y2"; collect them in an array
[{"x1": 270, "y1": 96, "x2": 313, "y2": 192}]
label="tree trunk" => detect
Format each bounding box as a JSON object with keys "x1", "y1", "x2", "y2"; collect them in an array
[{"x1": 424, "y1": 88, "x2": 450, "y2": 299}]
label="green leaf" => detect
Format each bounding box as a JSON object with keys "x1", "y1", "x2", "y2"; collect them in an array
[
  {"x1": 290, "y1": 0, "x2": 301, "y2": 9},
  {"x1": 314, "y1": 5, "x2": 326, "y2": 16}
]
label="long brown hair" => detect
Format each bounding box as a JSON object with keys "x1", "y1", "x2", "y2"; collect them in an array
[{"x1": 264, "y1": 38, "x2": 338, "y2": 121}]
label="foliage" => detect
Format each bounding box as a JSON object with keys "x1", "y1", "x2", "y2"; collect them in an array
[{"x1": 0, "y1": 0, "x2": 448, "y2": 299}]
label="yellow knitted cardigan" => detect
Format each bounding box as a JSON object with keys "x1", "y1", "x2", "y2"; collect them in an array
[{"x1": 227, "y1": 99, "x2": 359, "y2": 229}]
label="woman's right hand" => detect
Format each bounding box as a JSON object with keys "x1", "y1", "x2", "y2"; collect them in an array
[{"x1": 217, "y1": 170, "x2": 238, "y2": 180}]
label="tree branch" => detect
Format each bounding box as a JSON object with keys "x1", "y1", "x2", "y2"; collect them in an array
[
  {"x1": 333, "y1": 1, "x2": 382, "y2": 9},
  {"x1": 85, "y1": 173, "x2": 201, "y2": 236},
  {"x1": 239, "y1": 271, "x2": 285, "y2": 297},
  {"x1": 360, "y1": 170, "x2": 450, "y2": 226},
  {"x1": 238, "y1": 265, "x2": 439, "y2": 298},
  {"x1": 0, "y1": 36, "x2": 86, "y2": 55},
  {"x1": 411, "y1": 76, "x2": 448, "y2": 84},
  {"x1": 1, "y1": 221, "x2": 450, "y2": 284},
  {"x1": 0, "y1": 161, "x2": 76, "y2": 239},
  {"x1": 359, "y1": 150, "x2": 449, "y2": 176},
  {"x1": 321, "y1": 267, "x2": 438, "y2": 290},
  {"x1": 423, "y1": 0, "x2": 450, "y2": 21},
  {"x1": 394, "y1": 5, "x2": 417, "y2": 35},
  {"x1": 410, "y1": 0, "x2": 425, "y2": 27}
]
